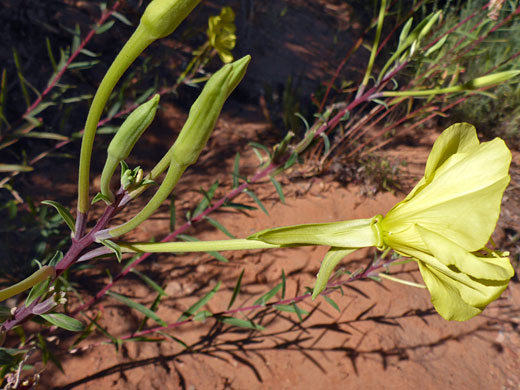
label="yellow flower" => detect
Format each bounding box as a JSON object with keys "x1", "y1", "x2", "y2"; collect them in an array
[
  {"x1": 207, "y1": 7, "x2": 237, "y2": 63},
  {"x1": 381, "y1": 123, "x2": 513, "y2": 320},
  {"x1": 248, "y1": 123, "x2": 514, "y2": 321}
]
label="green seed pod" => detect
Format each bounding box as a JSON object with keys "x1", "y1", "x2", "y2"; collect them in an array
[
  {"x1": 141, "y1": 0, "x2": 202, "y2": 40},
  {"x1": 100, "y1": 94, "x2": 160, "y2": 202}
]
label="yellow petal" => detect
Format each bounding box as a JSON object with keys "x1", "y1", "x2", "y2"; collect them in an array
[
  {"x1": 416, "y1": 225, "x2": 514, "y2": 280},
  {"x1": 384, "y1": 137, "x2": 511, "y2": 250},
  {"x1": 424, "y1": 122, "x2": 480, "y2": 181},
  {"x1": 392, "y1": 242, "x2": 511, "y2": 320},
  {"x1": 417, "y1": 262, "x2": 482, "y2": 321}
]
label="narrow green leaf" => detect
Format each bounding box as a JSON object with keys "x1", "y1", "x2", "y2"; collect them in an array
[
  {"x1": 283, "y1": 151, "x2": 298, "y2": 170},
  {"x1": 71, "y1": 24, "x2": 81, "y2": 53},
  {"x1": 84, "y1": 313, "x2": 119, "y2": 350},
  {"x1": 62, "y1": 94, "x2": 93, "y2": 104},
  {"x1": 372, "y1": 98, "x2": 389, "y2": 109},
  {"x1": 25, "y1": 279, "x2": 50, "y2": 307},
  {"x1": 425, "y1": 35, "x2": 447, "y2": 57},
  {"x1": 227, "y1": 269, "x2": 245, "y2": 310},
  {"x1": 48, "y1": 251, "x2": 64, "y2": 267},
  {"x1": 233, "y1": 153, "x2": 240, "y2": 188},
  {"x1": 12, "y1": 48, "x2": 30, "y2": 108},
  {"x1": 125, "y1": 336, "x2": 164, "y2": 343},
  {"x1": 252, "y1": 148, "x2": 265, "y2": 164},
  {"x1": 253, "y1": 283, "x2": 282, "y2": 306},
  {"x1": 45, "y1": 37, "x2": 57, "y2": 71},
  {"x1": 95, "y1": 125, "x2": 119, "y2": 135},
  {"x1": 92, "y1": 192, "x2": 112, "y2": 205},
  {"x1": 244, "y1": 189, "x2": 269, "y2": 216},
  {"x1": 319, "y1": 132, "x2": 330, "y2": 155},
  {"x1": 281, "y1": 269, "x2": 286, "y2": 299},
  {"x1": 107, "y1": 291, "x2": 167, "y2": 326},
  {"x1": 293, "y1": 303, "x2": 305, "y2": 322},
  {"x1": 135, "y1": 88, "x2": 156, "y2": 104},
  {"x1": 248, "y1": 141, "x2": 271, "y2": 156},
  {"x1": 157, "y1": 331, "x2": 189, "y2": 349},
  {"x1": 68, "y1": 60, "x2": 101, "y2": 70},
  {"x1": 100, "y1": 240, "x2": 122, "y2": 262},
  {"x1": 294, "y1": 112, "x2": 310, "y2": 132},
  {"x1": 205, "y1": 216, "x2": 236, "y2": 239},
  {"x1": 0, "y1": 69, "x2": 8, "y2": 128},
  {"x1": 193, "y1": 181, "x2": 219, "y2": 217},
  {"x1": 275, "y1": 304, "x2": 309, "y2": 318},
  {"x1": 0, "y1": 164, "x2": 33, "y2": 172},
  {"x1": 217, "y1": 316, "x2": 264, "y2": 330},
  {"x1": 178, "y1": 234, "x2": 229, "y2": 262},
  {"x1": 21, "y1": 131, "x2": 68, "y2": 141},
  {"x1": 193, "y1": 310, "x2": 213, "y2": 322},
  {"x1": 40, "y1": 313, "x2": 84, "y2": 331},
  {"x1": 107, "y1": 100, "x2": 122, "y2": 119},
  {"x1": 222, "y1": 202, "x2": 257, "y2": 211},
  {"x1": 324, "y1": 295, "x2": 341, "y2": 313},
  {"x1": 138, "y1": 293, "x2": 163, "y2": 331},
  {"x1": 79, "y1": 48, "x2": 99, "y2": 58},
  {"x1": 112, "y1": 11, "x2": 133, "y2": 26},
  {"x1": 269, "y1": 176, "x2": 285, "y2": 204},
  {"x1": 27, "y1": 101, "x2": 56, "y2": 116},
  {"x1": 41, "y1": 200, "x2": 75, "y2": 233},
  {"x1": 96, "y1": 20, "x2": 115, "y2": 34},
  {"x1": 178, "y1": 281, "x2": 221, "y2": 321}
]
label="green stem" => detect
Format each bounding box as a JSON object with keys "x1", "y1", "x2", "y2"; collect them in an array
[
  {"x1": 77, "y1": 24, "x2": 154, "y2": 214},
  {"x1": 379, "y1": 84, "x2": 463, "y2": 97},
  {"x1": 358, "y1": 0, "x2": 387, "y2": 97},
  {"x1": 99, "y1": 155, "x2": 119, "y2": 203},
  {"x1": 0, "y1": 266, "x2": 55, "y2": 302},
  {"x1": 117, "y1": 238, "x2": 282, "y2": 253}
]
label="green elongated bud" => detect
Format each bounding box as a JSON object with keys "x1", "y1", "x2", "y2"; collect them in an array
[
  {"x1": 108, "y1": 94, "x2": 160, "y2": 161},
  {"x1": 150, "y1": 55, "x2": 251, "y2": 178},
  {"x1": 141, "y1": 0, "x2": 201, "y2": 40},
  {"x1": 463, "y1": 70, "x2": 520, "y2": 90},
  {"x1": 100, "y1": 94, "x2": 160, "y2": 202}
]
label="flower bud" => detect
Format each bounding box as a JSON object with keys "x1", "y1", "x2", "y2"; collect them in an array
[
  {"x1": 170, "y1": 55, "x2": 251, "y2": 167},
  {"x1": 463, "y1": 70, "x2": 520, "y2": 90},
  {"x1": 141, "y1": 0, "x2": 201, "y2": 40},
  {"x1": 107, "y1": 94, "x2": 160, "y2": 162},
  {"x1": 100, "y1": 95, "x2": 160, "y2": 202}
]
